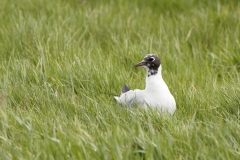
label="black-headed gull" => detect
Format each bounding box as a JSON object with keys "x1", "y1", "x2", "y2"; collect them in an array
[{"x1": 114, "y1": 54, "x2": 176, "y2": 115}]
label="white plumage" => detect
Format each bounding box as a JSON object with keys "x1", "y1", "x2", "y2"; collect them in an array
[{"x1": 114, "y1": 54, "x2": 176, "y2": 115}]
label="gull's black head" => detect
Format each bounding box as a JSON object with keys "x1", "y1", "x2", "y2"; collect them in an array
[{"x1": 134, "y1": 54, "x2": 161, "y2": 70}]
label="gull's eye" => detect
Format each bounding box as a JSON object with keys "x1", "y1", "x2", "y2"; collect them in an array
[{"x1": 148, "y1": 57, "x2": 155, "y2": 62}]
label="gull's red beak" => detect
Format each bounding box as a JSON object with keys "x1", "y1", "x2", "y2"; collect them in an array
[{"x1": 134, "y1": 61, "x2": 146, "y2": 67}]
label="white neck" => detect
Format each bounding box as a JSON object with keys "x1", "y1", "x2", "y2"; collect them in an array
[{"x1": 145, "y1": 65, "x2": 169, "y2": 91}]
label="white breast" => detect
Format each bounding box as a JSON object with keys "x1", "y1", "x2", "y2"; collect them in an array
[{"x1": 114, "y1": 66, "x2": 176, "y2": 115}]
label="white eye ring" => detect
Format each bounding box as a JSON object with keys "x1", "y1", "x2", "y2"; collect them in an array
[{"x1": 150, "y1": 57, "x2": 155, "y2": 61}]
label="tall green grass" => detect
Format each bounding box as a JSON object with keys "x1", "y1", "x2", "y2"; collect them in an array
[{"x1": 0, "y1": 0, "x2": 240, "y2": 159}]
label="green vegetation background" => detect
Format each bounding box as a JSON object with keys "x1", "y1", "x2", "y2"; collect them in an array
[{"x1": 0, "y1": 0, "x2": 239, "y2": 159}]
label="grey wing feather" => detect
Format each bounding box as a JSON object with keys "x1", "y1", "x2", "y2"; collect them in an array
[{"x1": 121, "y1": 84, "x2": 130, "y2": 94}]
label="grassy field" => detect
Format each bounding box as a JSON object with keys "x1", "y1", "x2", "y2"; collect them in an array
[{"x1": 0, "y1": 0, "x2": 240, "y2": 159}]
